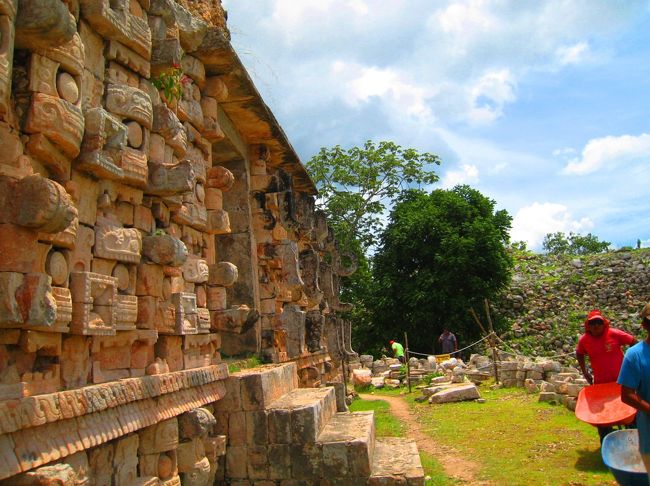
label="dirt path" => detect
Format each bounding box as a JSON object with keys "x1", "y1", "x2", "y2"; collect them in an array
[{"x1": 359, "y1": 393, "x2": 492, "y2": 485}]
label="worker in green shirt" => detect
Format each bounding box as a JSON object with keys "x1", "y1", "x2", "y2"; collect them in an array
[{"x1": 389, "y1": 340, "x2": 405, "y2": 363}]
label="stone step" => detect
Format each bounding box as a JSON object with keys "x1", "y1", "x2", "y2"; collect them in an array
[
  {"x1": 214, "y1": 362, "x2": 299, "y2": 413},
  {"x1": 318, "y1": 411, "x2": 376, "y2": 479},
  {"x1": 267, "y1": 386, "x2": 338, "y2": 444},
  {"x1": 368, "y1": 437, "x2": 425, "y2": 486}
]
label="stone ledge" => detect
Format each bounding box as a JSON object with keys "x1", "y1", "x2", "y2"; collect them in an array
[
  {"x1": 0, "y1": 363, "x2": 229, "y2": 435},
  {"x1": 296, "y1": 349, "x2": 331, "y2": 369},
  {"x1": 1, "y1": 380, "x2": 227, "y2": 479}
]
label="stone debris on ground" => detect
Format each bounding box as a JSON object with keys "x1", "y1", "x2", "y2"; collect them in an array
[{"x1": 356, "y1": 352, "x2": 588, "y2": 409}]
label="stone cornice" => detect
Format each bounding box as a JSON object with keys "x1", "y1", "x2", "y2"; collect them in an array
[{"x1": 0, "y1": 364, "x2": 228, "y2": 478}]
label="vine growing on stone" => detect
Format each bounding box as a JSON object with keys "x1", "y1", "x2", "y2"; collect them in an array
[{"x1": 151, "y1": 64, "x2": 191, "y2": 106}]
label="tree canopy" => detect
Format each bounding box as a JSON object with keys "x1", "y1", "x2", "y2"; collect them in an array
[
  {"x1": 306, "y1": 140, "x2": 439, "y2": 253},
  {"x1": 542, "y1": 231, "x2": 611, "y2": 255},
  {"x1": 367, "y1": 186, "x2": 513, "y2": 355}
]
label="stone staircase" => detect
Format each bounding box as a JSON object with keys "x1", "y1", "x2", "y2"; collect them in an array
[{"x1": 214, "y1": 362, "x2": 424, "y2": 485}]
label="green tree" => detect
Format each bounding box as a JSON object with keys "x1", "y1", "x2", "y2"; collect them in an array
[
  {"x1": 371, "y1": 186, "x2": 513, "y2": 354},
  {"x1": 306, "y1": 141, "x2": 440, "y2": 356},
  {"x1": 306, "y1": 140, "x2": 440, "y2": 253},
  {"x1": 542, "y1": 231, "x2": 610, "y2": 255}
]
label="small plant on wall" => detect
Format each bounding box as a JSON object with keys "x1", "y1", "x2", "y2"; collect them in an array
[{"x1": 151, "y1": 63, "x2": 191, "y2": 107}]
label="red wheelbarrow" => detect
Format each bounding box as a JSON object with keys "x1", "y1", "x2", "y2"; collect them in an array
[{"x1": 575, "y1": 382, "x2": 636, "y2": 427}]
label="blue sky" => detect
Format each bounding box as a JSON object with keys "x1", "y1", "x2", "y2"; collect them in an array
[{"x1": 222, "y1": 0, "x2": 650, "y2": 251}]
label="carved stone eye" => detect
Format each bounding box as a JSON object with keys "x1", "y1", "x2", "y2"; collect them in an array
[
  {"x1": 126, "y1": 120, "x2": 143, "y2": 149},
  {"x1": 56, "y1": 71, "x2": 78, "y2": 104},
  {"x1": 195, "y1": 182, "x2": 205, "y2": 203}
]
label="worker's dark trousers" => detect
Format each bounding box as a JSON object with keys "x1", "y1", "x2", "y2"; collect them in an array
[{"x1": 597, "y1": 426, "x2": 614, "y2": 444}]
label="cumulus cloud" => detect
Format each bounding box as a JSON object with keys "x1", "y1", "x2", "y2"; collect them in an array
[
  {"x1": 510, "y1": 202, "x2": 594, "y2": 250},
  {"x1": 467, "y1": 69, "x2": 517, "y2": 124},
  {"x1": 228, "y1": 0, "x2": 646, "y2": 129},
  {"x1": 332, "y1": 61, "x2": 434, "y2": 120},
  {"x1": 562, "y1": 133, "x2": 650, "y2": 175},
  {"x1": 441, "y1": 164, "x2": 479, "y2": 188}
]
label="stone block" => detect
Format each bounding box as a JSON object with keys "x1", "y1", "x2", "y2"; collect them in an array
[
  {"x1": 225, "y1": 445, "x2": 248, "y2": 479},
  {"x1": 155, "y1": 335, "x2": 183, "y2": 372},
  {"x1": 15, "y1": 0, "x2": 75, "y2": 50},
  {"x1": 77, "y1": 107, "x2": 125, "y2": 180},
  {"x1": 138, "y1": 417, "x2": 179, "y2": 454},
  {"x1": 94, "y1": 223, "x2": 142, "y2": 263},
  {"x1": 0, "y1": 224, "x2": 40, "y2": 273},
  {"x1": 134, "y1": 205, "x2": 155, "y2": 233},
  {"x1": 245, "y1": 410, "x2": 269, "y2": 446},
  {"x1": 207, "y1": 286, "x2": 227, "y2": 311},
  {"x1": 78, "y1": 20, "x2": 105, "y2": 79},
  {"x1": 289, "y1": 443, "x2": 321, "y2": 480},
  {"x1": 107, "y1": 39, "x2": 150, "y2": 78},
  {"x1": 207, "y1": 261, "x2": 238, "y2": 287},
  {"x1": 368, "y1": 438, "x2": 424, "y2": 485},
  {"x1": 136, "y1": 263, "x2": 164, "y2": 297},
  {"x1": 268, "y1": 443, "x2": 291, "y2": 480},
  {"x1": 247, "y1": 445, "x2": 269, "y2": 480},
  {"x1": 0, "y1": 271, "x2": 23, "y2": 326},
  {"x1": 61, "y1": 335, "x2": 91, "y2": 388},
  {"x1": 182, "y1": 255, "x2": 209, "y2": 284},
  {"x1": 16, "y1": 273, "x2": 57, "y2": 327},
  {"x1": 80, "y1": 0, "x2": 152, "y2": 59},
  {"x1": 539, "y1": 392, "x2": 558, "y2": 403},
  {"x1": 142, "y1": 234, "x2": 188, "y2": 267},
  {"x1": 204, "y1": 187, "x2": 222, "y2": 211},
  {"x1": 24, "y1": 93, "x2": 84, "y2": 158},
  {"x1": 428, "y1": 383, "x2": 480, "y2": 404}
]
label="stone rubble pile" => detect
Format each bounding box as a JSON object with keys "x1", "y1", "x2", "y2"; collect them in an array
[
  {"x1": 496, "y1": 250, "x2": 650, "y2": 358},
  {"x1": 355, "y1": 352, "x2": 588, "y2": 410}
]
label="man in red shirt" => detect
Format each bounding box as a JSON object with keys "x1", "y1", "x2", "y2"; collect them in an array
[{"x1": 576, "y1": 309, "x2": 636, "y2": 442}]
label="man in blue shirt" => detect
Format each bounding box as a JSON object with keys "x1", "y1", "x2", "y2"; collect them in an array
[{"x1": 618, "y1": 303, "x2": 650, "y2": 479}]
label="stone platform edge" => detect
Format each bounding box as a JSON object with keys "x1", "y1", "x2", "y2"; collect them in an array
[{"x1": 0, "y1": 363, "x2": 229, "y2": 436}]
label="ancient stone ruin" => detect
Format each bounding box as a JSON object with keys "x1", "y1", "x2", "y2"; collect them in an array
[{"x1": 0, "y1": 1, "x2": 423, "y2": 484}]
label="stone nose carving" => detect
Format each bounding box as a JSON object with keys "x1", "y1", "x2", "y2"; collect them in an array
[
  {"x1": 142, "y1": 234, "x2": 188, "y2": 267},
  {"x1": 146, "y1": 160, "x2": 195, "y2": 196},
  {"x1": 14, "y1": 175, "x2": 78, "y2": 234}
]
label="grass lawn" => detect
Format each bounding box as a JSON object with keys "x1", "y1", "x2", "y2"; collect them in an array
[{"x1": 355, "y1": 385, "x2": 618, "y2": 486}]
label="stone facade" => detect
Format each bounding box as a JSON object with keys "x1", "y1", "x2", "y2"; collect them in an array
[{"x1": 0, "y1": 1, "x2": 360, "y2": 483}]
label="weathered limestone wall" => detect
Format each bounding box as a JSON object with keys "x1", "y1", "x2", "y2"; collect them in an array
[{"x1": 0, "y1": 1, "x2": 355, "y2": 483}]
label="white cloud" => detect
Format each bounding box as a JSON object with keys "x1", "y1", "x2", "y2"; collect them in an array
[
  {"x1": 467, "y1": 69, "x2": 516, "y2": 124},
  {"x1": 266, "y1": 0, "x2": 370, "y2": 45},
  {"x1": 228, "y1": 0, "x2": 645, "y2": 130},
  {"x1": 441, "y1": 164, "x2": 479, "y2": 188},
  {"x1": 434, "y1": 0, "x2": 498, "y2": 35},
  {"x1": 555, "y1": 42, "x2": 591, "y2": 66},
  {"x1": 562, "y1": 133, "x2": 650, "y2": 175},
  {"x1": 511, "y1": 202, "x2": 594, "y2": 249},
  {"x1": 332, "y1": 61, "x2": 435, "y2": 120},
  {"x1": 553, "y1": 147, "x2": 577, "y2": 158}
]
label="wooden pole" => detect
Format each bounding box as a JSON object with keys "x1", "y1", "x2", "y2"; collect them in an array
[
  {"x1": 483, "y1": 299, "x2": 500, "y2": 385},
  {"x1": 469, "y1": 308, "x2": 488, "y2": 335},
  {"x1": 404, "y1": 332, "x2": 412, "y2": 394},
  {"x1": 483, "y1": 299, "x2": 495, "y2": 333}
]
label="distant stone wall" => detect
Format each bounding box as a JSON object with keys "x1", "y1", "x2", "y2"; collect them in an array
[
  {"x1": 496, "y1": 250, "x2": 650, "y2": 357},
  {"x1": 0, "y1": 1, "x2": 353, "y2": 483}
]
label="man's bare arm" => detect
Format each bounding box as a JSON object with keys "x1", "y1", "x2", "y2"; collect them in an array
[
  {"x1": 621, "y1": 385, "x2": 650, "y2": 414},
  {"x1": 576, "y1": 352, "x2": 593, "y2": 385}
]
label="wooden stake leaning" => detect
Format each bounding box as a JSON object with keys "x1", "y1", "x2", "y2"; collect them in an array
[
  {"x1": 483, "y1": 299, "x2": 500, "y2": 385},
  {"x1": 468, "y1": 304, "x2": 500, "y2": 385}
]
